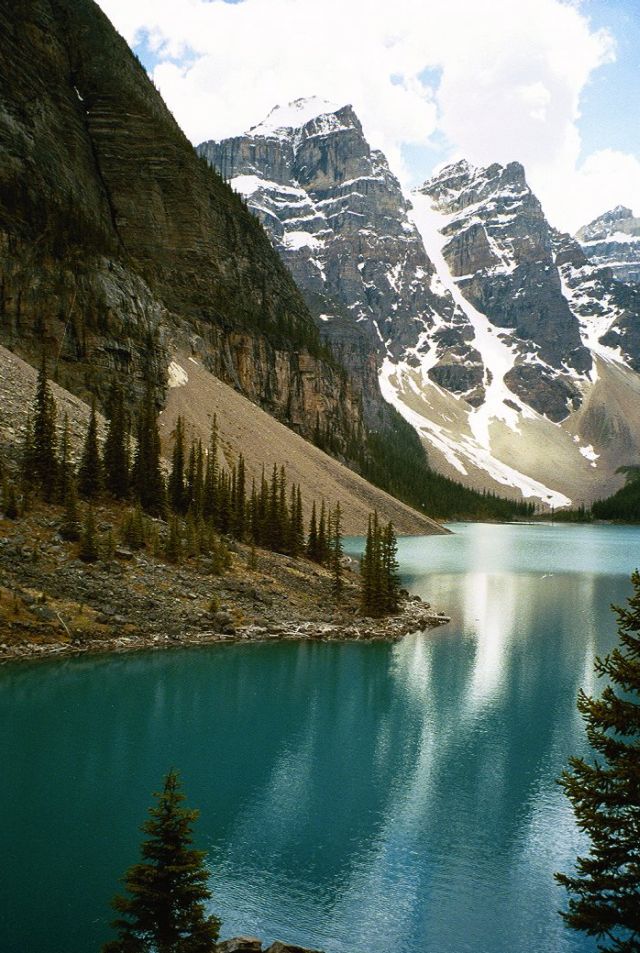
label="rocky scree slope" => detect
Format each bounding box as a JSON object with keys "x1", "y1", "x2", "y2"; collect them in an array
[{"x1": 0, "y1": 0, "x2": 370, "y2": 467}]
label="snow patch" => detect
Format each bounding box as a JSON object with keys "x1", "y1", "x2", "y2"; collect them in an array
[
  {"x1": 283, "y1": 231, "x2": 323, "y2": 251},
  {"x1": 168, "y1": 361, "x2": 188, "y2": 389}
]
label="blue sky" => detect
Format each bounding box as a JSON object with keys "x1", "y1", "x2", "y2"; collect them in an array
[
  {"x1": 100, "y1": 0, "x2": 640, "y2": 231},
  {"x1": 579, "y1": 0, "x2": 640, "y2": 162}
]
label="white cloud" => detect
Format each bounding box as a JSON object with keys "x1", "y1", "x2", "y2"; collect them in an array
[{"x1": 96, "y1": 0, "x2": 635, "y2": 232}]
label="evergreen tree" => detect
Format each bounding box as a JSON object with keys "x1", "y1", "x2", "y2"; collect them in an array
[
  {"x1": 30, "y1": 355, "x2": 58, "y2": 500},
  {"x1": 317, "y1": 501, "x2": 328, "y2": 564},
  {"x1": 60, "y1": 476, "x2": 81, "y2": 541},
  {"x1": 555, "y1": 570, "x2": 640, "y2": 952},
  {"x1": 132, "y1": 388, "x2": 166, "y2": 516},
  {"x1": 233, "y1": 455, "x2": 246, "y2": 541},
  {"x1": 79, "y1": 506, "x2": 99, "y2": 563},
  {"x1": 102, "y1": 769, "x2": 220, "y2": 953},
  {"x1": 382, "y1": 522, "x2": 401, "y2": 614},
  {"x1": 168, "y1": 416, "x2": 186, "y2": 514},
  {"x1": 307, "y1": 501, "x2": 319, "y2": 561},
  {"x1": 104, "y1": 385, "x2": 129, "y2": 500},
  {"x1": 330, "y1": 502, "x2": 344, "y2": 601},
  {"x1": 121, "y1": 505, "x2": 146, "y2": 551},
  {"x1": 78, "y1": 400, "x2": 103, "y2": 499},
  {"x1": 360, "y1": 515, "x2": 375, "y2": 614},
  {"x1": 165, "y1": 516, "x2": 183, "y2": 564},
  {"x1": 57, "y1": 413, "x2": 72, "y2": 504}
]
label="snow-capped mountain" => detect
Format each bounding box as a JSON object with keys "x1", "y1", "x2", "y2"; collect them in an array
[
  {"x1": 198, "y1": 95, "x2": 460, "y2": 422},
  {"x1": 576, "y1": 206, "x2": 640, "y2": 285},
  {"x1": 199, "y1": 99, "x2": 640, "y2": 508}
]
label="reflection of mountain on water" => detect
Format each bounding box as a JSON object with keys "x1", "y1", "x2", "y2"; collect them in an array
[{"x1": 3, "y1": 524, "x2": 638, "y2": 953}]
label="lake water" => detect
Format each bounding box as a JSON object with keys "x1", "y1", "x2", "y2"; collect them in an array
[{"x1": 1, "y1": 522, "x2": 639, "y2": 953}]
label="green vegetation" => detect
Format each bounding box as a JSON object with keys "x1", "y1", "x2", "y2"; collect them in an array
[
  {"x1": 102, "y1": 770, "x2": 220, "y2": 953},
  {"x1": 592, "y1": 467, "x2": 640, "y2": 522},
  {"x1": 356, "y1": 410, "x2": 536, "y2": 521},
  {"x1": 555, "y1": 571, "x2": 640, "y2": 951},
  {"x1": 360, "y1": 513, "x2": 401, "y2": 616}
]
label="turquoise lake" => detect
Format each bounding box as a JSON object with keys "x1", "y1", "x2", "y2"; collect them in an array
[{"x1": 2, "y1": 521, "x2": 639, "y2": 953}]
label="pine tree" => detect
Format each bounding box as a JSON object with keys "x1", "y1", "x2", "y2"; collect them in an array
[
  {"x1": 317, "y1": 501, "x2": 328, "y2": 564},
  {"x1": 360, "y1": 515, "x2": 374, "y2": 614},
  {"x1": 555, "y1": 570, "x2": 640, "y2": 952},
  {"x1": 330, "y1": 502, "x2": 344, "y2": 601},
  {"x1": 165, "y1": 516, "x2": 183, "y2": 564},
  {"x1": 307, "y1": 501, "x2": 319, "y2": 561},
  {"x1": 132, "y1": 388, "x2": 166, "y2": 516},
  {"x1": 30, "y1": 354, "x2": 58, "y2": 500},
  {"x1": 60, "y1": 476, "x2": 81, "y2": 541},
  {"x1": 382, "y1": 522, "x2": 401, "y2": 614},
  {"x1": 57, "y1": 413, "x2": 72, "y2": 504},
  {"x1": 79, "y1": 506, "x2": 99, "y2": 563},
  {"x1": 78, "y1": 400, "x2": 103, "y2": 499},
  {"x1": 169, "y1": 416, "x2": 186, "y2": 514},
  {"x1": 104, "y1": 385, "x2": 129, "y2": 500},
  {"x1": 102, "y1": 770, "x2": 220, "y2": 953}
]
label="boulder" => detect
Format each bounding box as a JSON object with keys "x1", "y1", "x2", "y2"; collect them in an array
[{"x1": 216, "y1": 938, "x2": 262, "y2": 953}]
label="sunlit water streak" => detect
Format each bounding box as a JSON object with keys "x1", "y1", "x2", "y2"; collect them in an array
[{"x1": 1, "y1": 522, "x2": 639, "y2": 953}]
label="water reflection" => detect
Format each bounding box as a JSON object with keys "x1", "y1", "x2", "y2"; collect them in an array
[{"x1": 1, "y1": 524, "x2": 638, "y2": 953}]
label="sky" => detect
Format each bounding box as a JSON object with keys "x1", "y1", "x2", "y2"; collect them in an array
[{"x1": 96, "y1": 0, "x2": 640, "y2": 233}]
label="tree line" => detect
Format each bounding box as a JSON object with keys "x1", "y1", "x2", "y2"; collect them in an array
[{"x1": 4, "y1": 358, "x2": 402, "y2": 614}]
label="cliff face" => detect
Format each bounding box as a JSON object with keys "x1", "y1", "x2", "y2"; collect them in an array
[
  {"x1": 198, "y1": 98, "x2": 465, "y2": 423},
  {"x1": 0, "y1": 0, "x2": 363, "y2": 451},
  {"x1": 576, "y1": 206, "x2": 640, "y2": 285}
]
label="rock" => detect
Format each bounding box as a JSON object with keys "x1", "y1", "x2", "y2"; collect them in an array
[
  {"x1": 216, "y1": 939, "x2": 262, "y2": 953},
  {"x1": 31, "y1": 606, "x2": 57, "y2": 622},
  {"x1": 264, "y1": 943, "x2": 325, "y2": 953},
  {"x1": 114, "y1": 548, "x2": 134, "y2": 561}
]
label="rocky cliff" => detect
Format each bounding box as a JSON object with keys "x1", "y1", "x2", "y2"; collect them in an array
[
  {"x1": 201, "y1": 101, "x2": 640, "y2": 507},
  {"x1": 576, "y1": 205, "x2": 640, "y2": 285},
  {"x1": 198, "y1": 98, "x2": 465, "y2": 424},
  {"x1": 0, "y1": 1, "x2": 364, "y2": 457}
]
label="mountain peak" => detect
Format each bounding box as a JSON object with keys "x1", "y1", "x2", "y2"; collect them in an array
[{"x1": 248, "y1": 97, "x2": 355, "y2": 138}]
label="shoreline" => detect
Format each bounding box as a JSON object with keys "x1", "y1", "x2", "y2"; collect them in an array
[{"x1": 0, "y1": 596, "x2": 451, "y2": 664}]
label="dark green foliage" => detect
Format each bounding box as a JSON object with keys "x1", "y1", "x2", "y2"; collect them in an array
[
  {"x1": 104, "y1": 385, "x2": 130, "y2": 500},
  {"x1": 79, "y1": 505, "x2": 99, "y2": 563},
  {"x1": 362, "y1": 411, "x2": 536, "y2": 521},
  {"x1": 361, "y1": 512, "x2": 402, "y2": 616},
  {"x1": 102, "y1": 769, "x2": 220, "y2": 953},
  {"x1": 592, "y1": 467, "x2": 640, "y2": 522},
  {"x1": 29, "y1": 355, "x2": 58, "y2": 500},
  {"x1": 57, "y1": 413, "x2": 72, "y2": 504},
  {"x1": 317, "y1": 502, "x2": 329, "y2": 564},
  {"x1": 165, "y1": 516, "x2": 183, "y2": 564},
  {"x1": 555, "y1": 571, "x2": 640, "y2": 951},
  {"x1": 329, "y1": 502, "x2": 344, "y2": 601},
  {"x1": 169, "y1": 416, "x2": 187, "y2": 514},
  {"x1": 60, "y1": 476, "x2": 81, "y2": 541},
  {"x1": 121, "y1": 505, "x2": 146, "y2": 551},
  {"x1": 132, "y1": 388, "x2": 166, "y2": 517},
  {"x1": 306, "y1": 501, "x2": 319, "y2": 561},
  {"x1": 78, "y1": 399, "x2": 103, "y2": 499}
]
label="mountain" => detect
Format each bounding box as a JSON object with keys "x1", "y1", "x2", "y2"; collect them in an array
[
  {"x1": 576, "y1": 206, "x2": 640, "y2": 284},
  {"x1": 0, "y1": 1, "x2": 377, "y2": 467},
  {"x1": 1, "y1": 0, "x2": 459, "y2": 529},
  {"x1": 202, "y1": 103, "x2": 640, "y2": 508},
  {"x1": 198, "y1": 96, "x2": 459, "y2": 424}
]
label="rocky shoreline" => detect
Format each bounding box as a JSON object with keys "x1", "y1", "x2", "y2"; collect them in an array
[
  {"x1": 0, "y1": 595, "x2": 449, "y2": 663},
  {"x1": 0, "y1": 503, "x2": 450, "y2": 665}
]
